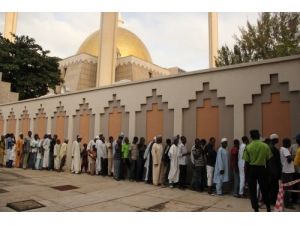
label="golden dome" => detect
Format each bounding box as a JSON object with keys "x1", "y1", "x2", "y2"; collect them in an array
[{"x1": 77, "y1": 27, "x2": 152, "y2": 63}]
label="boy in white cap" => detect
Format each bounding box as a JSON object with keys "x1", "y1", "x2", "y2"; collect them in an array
[{"x1": 213, "y1": 138, "x2": 229, "y2": 195}]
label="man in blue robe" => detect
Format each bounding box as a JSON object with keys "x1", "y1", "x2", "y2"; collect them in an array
[{"x1": 213, "y1": 138, "x2": 229, "y2": 195}]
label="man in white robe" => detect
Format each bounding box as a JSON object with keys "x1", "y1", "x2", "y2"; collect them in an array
[
  {"x1": 54, "y1": 140, "x2": 61, "y2": 170},
  {"x1": 96, "y1": 134, "x2": 103, "y2": 175},
  {"x1": 42, "y1": 134, "x2": 51, "y2": 169},
  {"x1": 168, "y1": 137, "x2": 180, "y2": 187},
  {"x1": 238, "y1": 136, "x2": 249, "y2": 196},
  {"x1": 144, "y1": 137, "x2": 156, "y2": 183},
  {"x1": 152, "y1": 135, "x2": 163, "y2": 185},
  {"x1": 59, "y1": 139, "x2": 68, "y2": 171},
  {"x1": 213, "y1": 138, "x2": 230, "y2": 195},
  {"x1": 71, "y1": 136, "x2": 82, "y2": 174}
]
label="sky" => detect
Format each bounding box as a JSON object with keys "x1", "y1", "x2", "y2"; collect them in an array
[{"x1": 0, "y1": 12, "x2": 259, "y2": 71}]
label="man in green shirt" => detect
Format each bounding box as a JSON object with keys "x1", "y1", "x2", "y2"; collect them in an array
[
  {"x1": 243, "y1": 129, "x2": 273, "y2": 212},
  {"x1": 121, "y1": 137, "x2": 131, "y2": 179}
]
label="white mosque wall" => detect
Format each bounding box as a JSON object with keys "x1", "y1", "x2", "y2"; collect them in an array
[{"x1": 1, "y1": 55, "x2": 300, "y2": 169}]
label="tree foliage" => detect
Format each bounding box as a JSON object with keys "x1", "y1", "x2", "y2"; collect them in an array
[
  {"x1": 215, "y1": 12, "x2": 300, "y2": 67},
  {"x1": 0, "y1": 33, "x2": 62, "y2": 100}
]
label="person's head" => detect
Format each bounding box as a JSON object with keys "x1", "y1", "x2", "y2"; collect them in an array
[
  {"x1": 241, "y1": 136, "x2": 249, "y2": 145},
  {"x1": 44, "y1": 134, "x2": 48, "y2": 139},
  {"x1": 153, "y1": 136, "x2": 157, "y2": 143},
  {"x1": 99, "y1": 134, "x2": 104, "y2": 140},
  {"x1": 83, "y1": 143, "x2": 87, "y2": 149},
  {"x1": 181, "y1": 136, "x2": 187, "y2": 145},
  {"x1": 173, "y1": 137, "x2": 179, "y2": 146},
  {"x1": 166, "y1": 138, "x2": 171, "y2": 146},
  {"x1": 270, "y1": 134, "x2": 279, "y2": 145},
  {"x1": 200, "y1": 139, "x2": 207, "y2": 147},
  {"x1": 56, "y1": 139, "x2": 61, "y2": 145},
  {"x1": 92, "y1": 145, "x2": 97, "y2": 151},
  {"x1": 53, "y1": 134, "x2": 58, "y2": 140},
  {"x1": 64, "y1": 139, "x2": 69, "y2": 144},
  {"x1": 209, "y1": 137, "x2": 216, "y2": 146},
  {"x1": 109, "y1": 136, "x2": 113, "y2": 143},
  {"x1": 77, "y1": 135, "x2": 82, "y2": 143},
  {"x1": 117, "y1": 137, "x2": 122, "y2": 145},
  {"x1": 124, "y1": 137, "x2": 129, "y2": 144},
  {"x1": 94, "y1": 136, "x2": 99, "y2": 141},
  {"x1": 195, "y1": 138, "x2": 201, "y2": 148},
  {"x1": 34, "y1": 134, "x2": 38, "y2": 140},
  {"x1": 296, "y1": 133, "x2": 300, "y2": 145},
  {"x1": 133, "y1": 136, "x2": 139, "y2": 144},
  {"x1": 264, "y1": 138, "x2": 271, "y2": 145},
  {"x1": 233, "y1": 139, "x2": 240, "y2": 148},
  {"x1": 139, "y1": 137, "x2": 145, "y2": 145},
  {"x1": 156, "y1": 136, "x2": 162, "y2": 144},
  {"x1": 221, "y1": 138, "x2": 228, "y2": 148},
  {"x1": 282, "y1": 138, "x2": 291, "y2": 148},
  {"x1": 250, "y1": 129, "x2": 260, "y2": 140},
  {"x1": 28, "y1": 131, "x2": 32, "y2": 137},
  {"x1": 101, "y1": 136, "x2": 105, "y2": 142},
  {"x1": 19, "y1": 133, "x2": 23, "y2": 139}
]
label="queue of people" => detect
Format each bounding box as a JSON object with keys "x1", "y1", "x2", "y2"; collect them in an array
[{"x1": 0, "y1": 129, "x2": 299, "y2": 212}]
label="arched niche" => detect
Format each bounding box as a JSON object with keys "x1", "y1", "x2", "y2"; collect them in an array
[
  {"x1": 245, "y1": 74, "x2": 300, "y2": 142},
  {"x1": 34, "y1": 105, "x2": 47, "y2": 138},
  {"x1": 0, "y1": 112, "x2": 4, "y2": 136},
  {"x1": 51, "y1": 102, "x2": 69, "y2": 142},
  {"x1": 19, "y1": 107, "x2": 30, "y2": 136},
  {"x1": 100, "y1": 94, "x2": 129, "y2": 140},
  {"x1": 73, "y1": 98, "x2": 95, "y2": 145},
  {"x1": 136, "y1": 89, "x2": 174, "y2": 143},
  {"x1": 6, "y1": 109, "x2": 16, "y2": 135},
  {"x1": 183, "y1": 83, "x2": 234, "y2": 148}
]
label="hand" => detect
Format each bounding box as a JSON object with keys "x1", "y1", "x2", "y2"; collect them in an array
[{"x1": 220, "y1": 170, "x2": 224, "y2": 175}]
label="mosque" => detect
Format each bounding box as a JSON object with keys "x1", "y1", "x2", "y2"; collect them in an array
[
  {"x1": 57, "y1": 14, "x2": 185, "y2": 93},
  {"x1": 0, "y1": 13, "x2": 300, "y2": 169}
]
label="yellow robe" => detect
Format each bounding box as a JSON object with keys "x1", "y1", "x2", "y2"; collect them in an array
[
  {"x1": 151, "y1": 143, "x2": 163, "y2": 185},
  {"x1": 15, "y1": 139, "x2": 24, "y2": 168}
]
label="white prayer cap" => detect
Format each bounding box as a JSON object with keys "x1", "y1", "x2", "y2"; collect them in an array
[
  {"x1": 120, "y1": 132, "x2": 125, "y2": 137},
  {"x1": 95, "y1": 136, "x2": 99, "y2": 139},
  {"x1": 77, "y1": 135, "x2": 82, "y2": 139},
  {"x1": 221, "y1": 138, "x2": 228, "y2": 143},
  {"x1": 47, "y1": 132, "x2": 51, "y2": 135},
  {"x1": 153, "y1": 136, "x2": 157, "y2": 141},
  {"x1": 270, "y1": 133, "x2": 279, "y2": 140}
]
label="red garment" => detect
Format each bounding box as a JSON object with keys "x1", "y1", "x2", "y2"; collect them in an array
[{"x1": 230, "y1": 147, "x2": 239, "y2": 171}]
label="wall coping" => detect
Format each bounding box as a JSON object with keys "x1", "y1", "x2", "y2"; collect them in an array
[{"x1": 1, "y1": 54, "x2": 300, "y2": 107}]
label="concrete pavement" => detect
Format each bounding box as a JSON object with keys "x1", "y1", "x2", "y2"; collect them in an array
[{"x1": 0, "y1": 168, "x2": 298, "y2": 212}]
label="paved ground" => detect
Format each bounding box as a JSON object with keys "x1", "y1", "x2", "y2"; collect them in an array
[{"x1": 0, "y1": 168, "x2": 298, "y2": 212}]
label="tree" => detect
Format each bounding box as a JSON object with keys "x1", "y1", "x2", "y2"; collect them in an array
[
  {"x1": 215, "y1": 12, "x2": 300, "y2": 67},
  {"x1": 0, "y1": 33, "x2": 62, "y2": 100}
]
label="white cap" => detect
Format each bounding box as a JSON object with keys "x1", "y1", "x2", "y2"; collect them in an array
[
  {"x1": 95, "y1": 136, "x2": 99, "y2": 139},
  {"x1": 77, "y1": 135, "x2": 82, "y2": 139},
  {"x1": 221, "y1": 138, "x2": 228, "y2": 143},
  {"x1": 270, "y1": 134, "x2": 279, "y2": 140}
]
